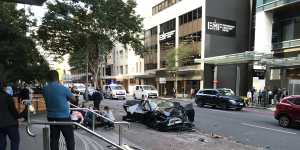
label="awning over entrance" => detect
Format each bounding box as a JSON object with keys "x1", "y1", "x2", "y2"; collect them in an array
[
  {"x1": 0, "y1": 0, "x2": 46, "y2": 5},
  {"x1": 194, "y1": 51, "x2": 300, "y2": 67}
]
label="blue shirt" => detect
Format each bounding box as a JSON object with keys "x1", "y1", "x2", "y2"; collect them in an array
[{"x1": 43, "y1": 82, "x2": 73, "y2": 118}]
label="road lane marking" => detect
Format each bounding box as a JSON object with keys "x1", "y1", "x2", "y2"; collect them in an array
[{"x1": 241, "y1": 123, "x2": 297, "y2": 135}]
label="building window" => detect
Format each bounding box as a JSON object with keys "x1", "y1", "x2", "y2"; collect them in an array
[
  {"x1": 139, "y1": 62, "x2": 142, "y2": 72},
  {"x1": 152, "y1": 0, "x2": 180, "y2": 15},
  {"x1": 179, "y1": 7, "x2": 202, "y2": 25},
  {"x1": 120, "y1": 66, "x2": 123, "y2": 74},
  {"x1": 136, "y1": 62, "x2": 138, "y2": 73},
  {"x1": 125, "y1": 65, "x2": 128, "y2": 74}
]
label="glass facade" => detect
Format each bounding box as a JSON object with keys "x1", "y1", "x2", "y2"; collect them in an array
[
  {"x1": 256, "y1": 0, "x2": 300, "y2": 11},
  {"x1": 144, "y1": 27, "x2": 158, "y2": 70},
  {"x1": 152, "y1": 0, "x2": 182, "y2": 15},
  {"x1": 178, "y1": 7, "x2": 202, "y2": 66},
  {"x1": 272, "y1": 8, "x2": 300, "y2": 49},
  {"x1": 159, "y1": 19, "x2": 176, "y2": 68}
]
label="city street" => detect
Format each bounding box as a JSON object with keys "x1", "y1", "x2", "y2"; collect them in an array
[{"x1": 100, "y1": 97, "x2": 300, "y2": 150}]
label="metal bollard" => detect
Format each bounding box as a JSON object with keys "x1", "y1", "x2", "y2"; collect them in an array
[
  {"x1": 43, "y1": 127, "x2": 50, "y2": 150},
  {"x1": 92, "y1": 113, "x2": 95, "y2": 131},
  {"x1": 118, "y1": 125, "x2": 123, "y2": 146}
]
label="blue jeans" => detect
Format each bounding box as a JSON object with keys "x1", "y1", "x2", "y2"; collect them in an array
[{"x1": 0, "y1": 126, "x2": 20, "y2": 150}]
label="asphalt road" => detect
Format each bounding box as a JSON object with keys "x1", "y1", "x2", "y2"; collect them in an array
[
  {"x1": 100, "y1": 96, "x2": 300, "y2": 150},
  {"x1": 193, "y1": 105, "x2": 300, "y2": 150}
]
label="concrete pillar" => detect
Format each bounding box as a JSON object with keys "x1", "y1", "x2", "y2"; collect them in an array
[
  {"x1": 236, "y1": 65, "x2": 241, "y2": 96},
  {"x1": 213, "y1": 65, "x2": 218, "y2": 89}
]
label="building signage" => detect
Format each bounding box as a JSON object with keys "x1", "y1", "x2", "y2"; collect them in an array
[
  {"x1": 159, "y1": 77, "x2": 166, "y2": 84},
  {"x1": 206, "y1": 16, "x2": 236, "y2": 37},
  {"x1": 253, "y1": 69, "x2": 266, "y2": 79},
  {"x1": 159, "y1": 30, "x2": 175, "y2": 41}
]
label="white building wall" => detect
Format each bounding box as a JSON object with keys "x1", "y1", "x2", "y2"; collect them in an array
[
  {"x1": 144, "y1": 0, "x2": 205, "y2": 30},
  {"x1": 254, "y1": 11, "x2": 273, "y2": 53},
  {"x1": 253, "y1": 11, "x2": 274, "y2": 91}
]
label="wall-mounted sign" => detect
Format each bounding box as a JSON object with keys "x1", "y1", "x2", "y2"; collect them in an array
[
  {"x1": 253, "y1": 69, "x2": 266, "y2": 79},
  {"x1": 206, "y1": 16, "x2": 236, "y2": 37},
  {"x1": 159, "y1": 77, "x2": 166, "y2": 84},
  {"x1": 159, "y1": 30, "x2": 175, "y2": 41}
]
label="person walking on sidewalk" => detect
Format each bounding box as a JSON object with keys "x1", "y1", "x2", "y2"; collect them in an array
[
  {"x1": 43, "y1": 70, "x2": 76, "y2": 150},
  {"x1": 0, "y1": 80, "x2": 20, "y2": 150}
]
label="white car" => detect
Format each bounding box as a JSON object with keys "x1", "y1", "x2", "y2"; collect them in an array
[
  {"x1": 103, "y1": 84, "x2": 126, "y2": 100},
  {"x1": 133, "y1": 85, "x2": 159, "y2": 100},
  {"x1": 73, "y1": 83, "x2": 86, "y2": 95}
]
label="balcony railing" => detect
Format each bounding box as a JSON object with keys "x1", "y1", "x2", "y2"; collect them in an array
[
  {"x1": 256, "y1": 0, "x2": 300, "y2": 11},
  {"x1": 272, "y1": 39, "x2": 300, "y2": 50}
]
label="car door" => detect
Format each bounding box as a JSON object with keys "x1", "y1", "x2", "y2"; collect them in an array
[
  {"x1": 291, "y1": 98, "x2": 300, "y2": 122},
  {"x1": 209, "y1": 90, "x2": 219, "y2": 106},
  {"x1": 203, "y1": 90, "x2": 213, "y2": 105}
]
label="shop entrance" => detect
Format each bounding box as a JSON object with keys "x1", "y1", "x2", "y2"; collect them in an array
[{"x1": 288, "y1": 80, "x2": 300, "y2": 95}]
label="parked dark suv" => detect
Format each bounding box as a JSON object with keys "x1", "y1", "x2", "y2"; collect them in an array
[
  {"x1": 274, "y1": 96, "x2": 300, "y2": 128},
  {"x1": 195, "y1": 89, "x2": 244, "y2": 111}
]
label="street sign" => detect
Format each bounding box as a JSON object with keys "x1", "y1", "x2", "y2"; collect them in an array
[{"x1": 159, "y1": 78, "x2": 166, "y2": 84}]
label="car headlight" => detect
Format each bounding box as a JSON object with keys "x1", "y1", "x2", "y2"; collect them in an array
[{"x1": 229, "y1": 100, "x2": 237, "y2": 104}]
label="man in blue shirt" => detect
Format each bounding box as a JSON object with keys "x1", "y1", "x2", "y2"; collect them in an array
[{"x1": 43, "y1": 70, "x2": 76, "y2": 150}]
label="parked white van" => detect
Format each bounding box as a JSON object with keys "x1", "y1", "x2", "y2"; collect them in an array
[
  {"x1": 103, "y1": 84, "x2": 126, "y2": 100},
  {"x1": 133, "y1": 85, "x2": 159, "y2": 100}
]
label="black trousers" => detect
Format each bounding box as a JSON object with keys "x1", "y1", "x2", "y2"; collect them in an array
[
  {"x1": 0, "y1": 125, "x2": 20, "y2": 150},
  {"x1": 48, "y1": 118, "x2": 75, "y2": 150},
  {"x1": 94, "y1": 100, "x2": 100, "y2": 110}
]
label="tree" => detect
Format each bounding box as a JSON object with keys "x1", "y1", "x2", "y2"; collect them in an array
[
  {"x1": 0, "y1": 2, "x2": 49, "y2": 83},
  {"x1": 166, "y1": 44, "x2": 199, "y2": 96},
  {"x1": 166, "y1": 44, "x2": 197, "y2": 70},
  {"x1": 37, "y1": 0, "x2": 144, "y2": 88}
]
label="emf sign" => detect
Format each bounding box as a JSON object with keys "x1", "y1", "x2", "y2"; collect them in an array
[
  {"x1": 159, "y1": 78, "x2": 166, "y2": 84},
  {"x1": 206, "y1": 16, "x2": 236, "y2": 37}
]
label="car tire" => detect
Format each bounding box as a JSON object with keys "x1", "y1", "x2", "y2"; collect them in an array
[
  {"x1": 110, "y1": 94, "x2": 113, "y2": 100},
  {"x1": 133, "y1": 94, "x2": 137, "y2": 100},
  {"x1": 197, "y1": 100, "x2": 204, "y2": 107},
  {"x1": 221, "y1": 103, "x2": 228, "y2": 110},
  {"x1": 235, "y1": 108, "x2": 242, "y2": 111},
  {"x1": 278, "y1": 115, "x2": 291, "y2": 128}
]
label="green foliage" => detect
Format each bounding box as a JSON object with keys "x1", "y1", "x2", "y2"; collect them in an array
[
  {"x1": 166, "y1": 44, "x2": 196, "y2": 71},
  {"x1": 37, "y1": 0, "x2": 144, "y2": 63},
  {"x1": 0, "y1": 2, "x2": 49, "y2": 83}
]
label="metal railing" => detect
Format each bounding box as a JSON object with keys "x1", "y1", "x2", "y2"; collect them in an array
[
  {"x1": 23, "y1": 100, "x2": 131, "y2": 150},
  {"x1": 27, "y1": 121, "x2": 126, "y2": 150}
]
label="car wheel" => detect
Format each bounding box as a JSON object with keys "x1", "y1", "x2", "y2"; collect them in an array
[
  {"x1": 221, "y1": 103, "x2": 228, "y2": 110},
  {"x1": 279, "y1": 115, "x2": 291, "y2": 128},
  {"x1": 133, "y1": 94, "x2": 137, "y2": 99},
  {"x1": 197, "y1": 100, "x2": 204, "y2": 107},
  {"x1": 235, "y1": 108, "x2": 242, "y2": 111},
  {"x1": 110, "y1": 94, "x2": 113, "y2": 100}
]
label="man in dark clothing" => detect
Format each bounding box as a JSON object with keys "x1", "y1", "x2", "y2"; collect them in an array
[
  {"x1": 0, "y1": 81, "x2": 20, "y2": 150},
  {"x1": 43, "y1": 70, "x2": 76, "y2": 150},
  {"x1": 92, "y1": 88, "x2": 103, "y2": 110}
]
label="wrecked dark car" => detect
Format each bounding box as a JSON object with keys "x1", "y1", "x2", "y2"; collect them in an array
[{"x1": 122, "y1": 99, "x2": 195, "y2": 131}]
